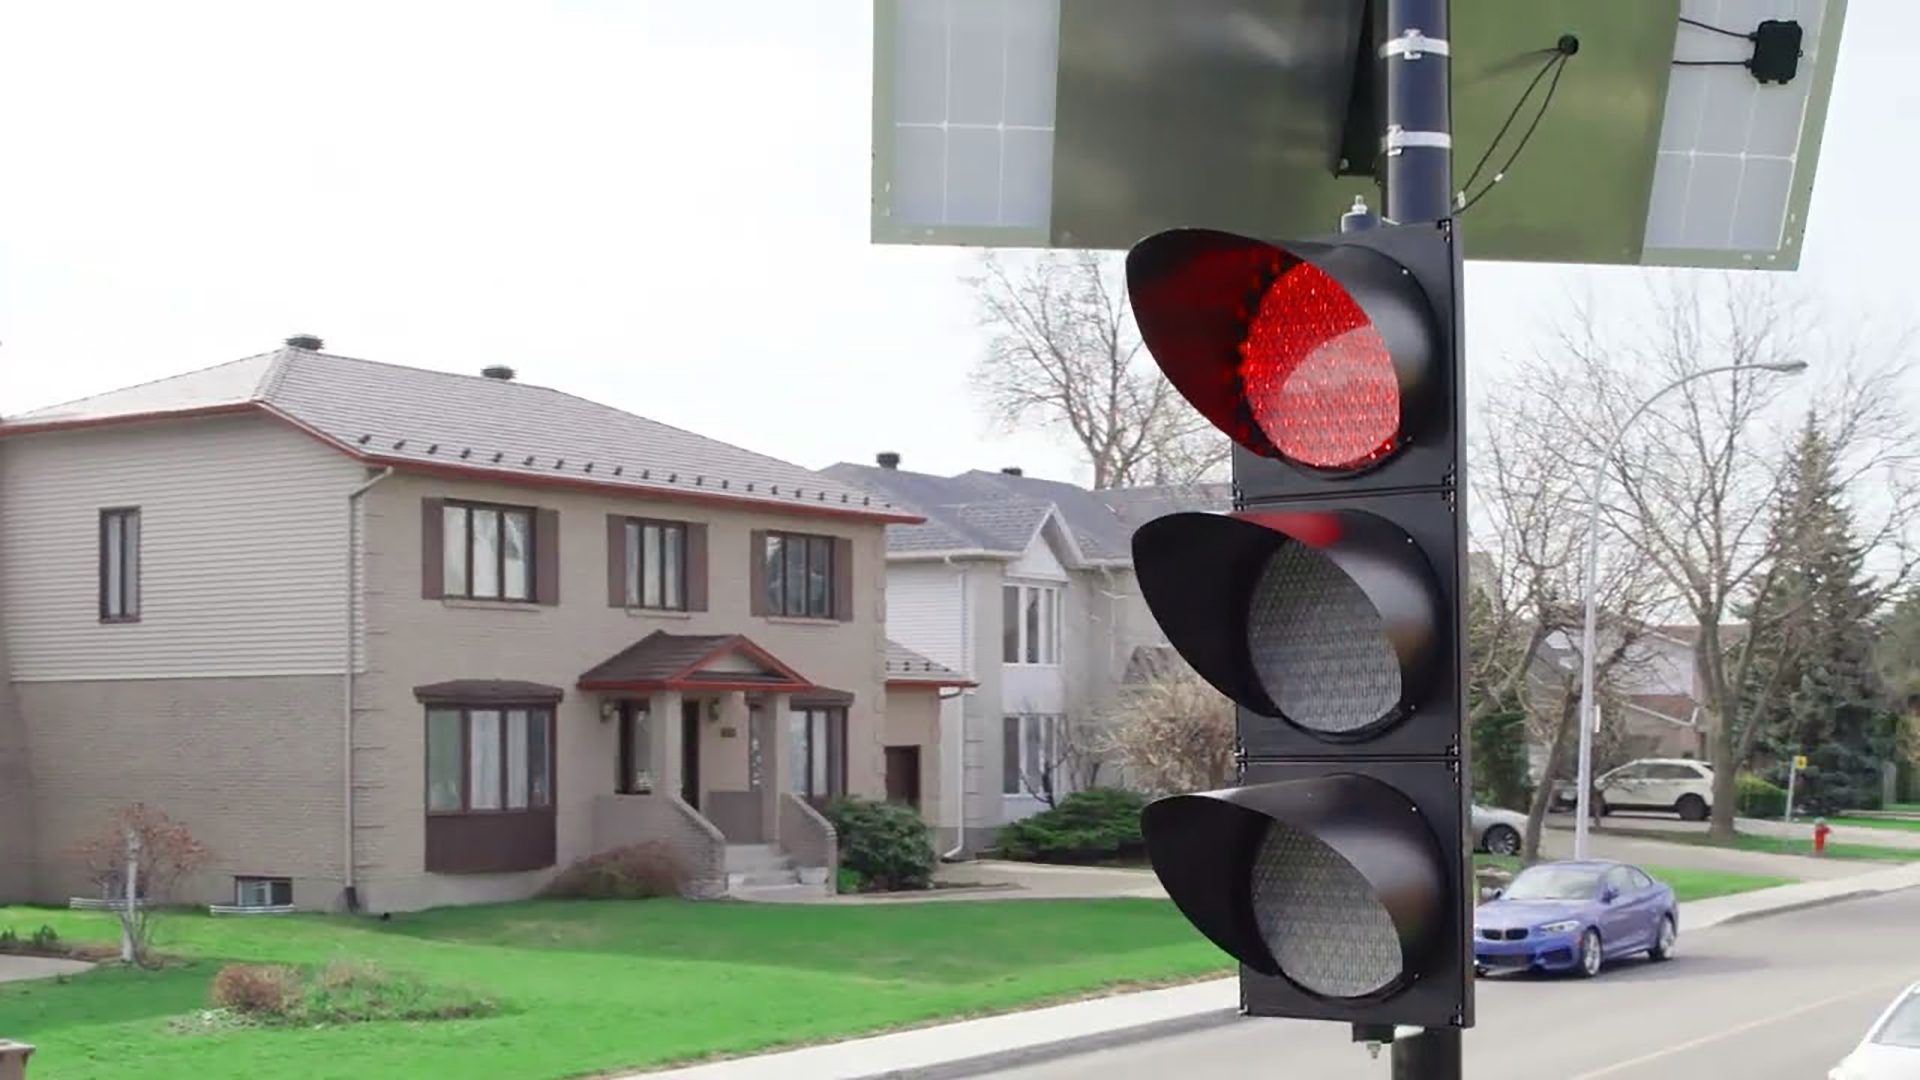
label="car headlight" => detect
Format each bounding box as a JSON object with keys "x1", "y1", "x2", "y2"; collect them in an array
[{"x1": 1538, "y1": 920, "x2": 1580, "y2": 934}]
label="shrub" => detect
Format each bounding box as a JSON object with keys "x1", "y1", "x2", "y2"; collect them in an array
[
  {"x1": 825, "y1": 797, "x2": 935, "y2": 892},
  {"x1": 542, "y1": 842, "x2": 688, "y2": 900},
  {"x1": 211, "y1": 960, "x2": 493, "y2": 1025},
  {"x1": 211, "y1": 963, "x2": 300, "y2": 1016},
  {"x1": 995, "y1": 788, "x2": 1148, "y2": 864},
  {"x1": 835, "y1": 865, "x2": 865, "y2": 895},
  {"x1": 0, "y1": 925, "x2": 61, "y2": 956},
  {"x1": 294, "y1": 959, "x2": 493, "y2": 1024},
  {"x1": 1737, "y1": 772, "x2": 1789, "y2": 818}
]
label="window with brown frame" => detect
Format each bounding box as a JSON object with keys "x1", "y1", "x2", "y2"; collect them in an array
[
  {"x1": 788, "y1": 706, "x2": 847, "y2": 806},
  {"x1": 625, "y1": 519, "x2": 687, "y2": 610},
  {"x1": 441, "y1": 502, "x2": 535, "y2": 602},
  {"x1": 763, "y1": 531, "x2": 835, "y2": 618},
  {"x1": 99, "y1": 507, "x2": 141, "y2": 622},
  {"x1": 425, "y1": 706, "x2": 555, "y2": 813}
]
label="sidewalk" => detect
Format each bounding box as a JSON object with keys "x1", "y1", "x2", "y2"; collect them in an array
[
  {"x1": 623, "y1": 861, "x2": 1920, "y2": 1080},
  {"x1": 1548, "y1": 811, "x2": 1920, "y2": 852}
]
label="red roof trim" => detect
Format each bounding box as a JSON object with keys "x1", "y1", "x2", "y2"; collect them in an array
[
  {"x1": 2, "y1": 400, "x2": 924, "y2": 527},
  {"x1": 578, "y1": 676, "x2": 814, "y2": 694},
  {"x1": 683, "y1": 636, "x2": 812, "y2": 686}
]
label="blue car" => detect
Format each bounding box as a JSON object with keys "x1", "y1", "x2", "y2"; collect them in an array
[{"x1": 1473, "y1": 859, "x2": 1678, "y2": 978}]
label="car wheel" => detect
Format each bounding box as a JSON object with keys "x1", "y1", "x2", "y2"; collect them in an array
[
  {"x1": 1484, "y1": 824, "x2": 1521, "y2": 857},
  {"x1": 1648, "y1": 915, "x2": 1676, "y2": 961},
  {"x1": 1676, "y1": 794, "x2": 1709, "y2": 822},
  {"x1": 1576, "y1": 929, "x2": 1603, "y2": 978}
]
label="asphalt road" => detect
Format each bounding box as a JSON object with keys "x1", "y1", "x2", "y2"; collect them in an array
[{"x1": 990, "y1": 888, "x2": 1920, "y2": 1080}]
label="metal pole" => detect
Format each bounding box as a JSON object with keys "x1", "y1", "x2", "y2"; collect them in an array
[
  {"x1": 1392, "y1": 1027, "x2": 1463, "y2": 1080},
  {"x1": 1572, "y1": 360, "x2": 1807, "y2": 858},
  {"x1": 1379, "y1": 4, "x2": 1455, "y2": 1079},
  {"x1": 1785, "y1": 757, "x2": 1799, "y2": 823},
  {"x1": 1377, "y1": 0, "x2": 1453, "y2": 223}
]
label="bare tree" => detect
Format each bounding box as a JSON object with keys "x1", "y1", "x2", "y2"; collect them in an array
[
  {"x1": 1100, "y1": 662, "x2": 1237, "y2": 795},
  {"x1": 966, "y1": 250, "x2": 1228, "y2": 489},
  {"x1": 1516, "y1": 274, "x2": 1920, "y2": 841},
  {"x1": 1471, "y1": 366, "x2": 1669, "y2": 862},
  {"x1": 1013, "y1": 712, "x2": 1106, "y2": 807},
  {"x1": 68, "y1": 803, "x2": 210, "y2": 967}
]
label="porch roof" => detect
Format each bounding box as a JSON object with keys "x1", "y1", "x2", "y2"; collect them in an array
[{"x1": 576, "y1": 630, "x2": 816, "y2": 695}]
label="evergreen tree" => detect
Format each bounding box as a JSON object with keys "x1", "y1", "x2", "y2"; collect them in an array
[{"x1": 1739, "y1": 415, "x2": 1895, "y2": 814}]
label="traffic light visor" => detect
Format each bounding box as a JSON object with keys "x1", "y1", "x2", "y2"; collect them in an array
[
  {"x1": 1132, "y1": 510, "x2": 1442, "y2": 739},
  {"x1": 1126, "y1": 228, "x2": 1438, "y2": 474},
  {"x1": 1142, "y1": 774, "x2": 1447, "y2": 997}
]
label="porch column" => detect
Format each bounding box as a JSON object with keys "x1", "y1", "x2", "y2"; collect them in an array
[
  {"x1": 762, "y1": 692, "x2": 792, "y2": 842},
  {"x1": 650, "y1": 690, "x2": 683, "y2": 800}
]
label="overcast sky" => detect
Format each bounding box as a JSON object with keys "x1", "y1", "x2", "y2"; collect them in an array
[{"x1": 0, "y1": 0, "x2": 1909, "y2": 487}]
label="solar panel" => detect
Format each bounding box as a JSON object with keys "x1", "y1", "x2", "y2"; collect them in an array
[
  {"x1": 870, "y1": 0, "x2": 1851, "y2": 270},
  {"x1": 873, "y1": 0, "x2": 1059, "y2": 245},
  {"x1": 1641, "y1": 0, "x2": 1845, "y2": 269}
]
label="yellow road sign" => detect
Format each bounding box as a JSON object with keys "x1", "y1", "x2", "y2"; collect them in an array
[{"x1": 1793, "y1": 755, "x2": 1808, "y2": 770}]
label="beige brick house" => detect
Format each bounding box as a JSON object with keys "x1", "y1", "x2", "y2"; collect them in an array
[{"x1": 0, "y1": 339, "x2": 970, "y2": 912}]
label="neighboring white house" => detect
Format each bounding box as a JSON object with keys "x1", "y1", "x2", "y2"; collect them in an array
[{"x1": 821, "y1": 454, "x2": 1227, "y2": 853}]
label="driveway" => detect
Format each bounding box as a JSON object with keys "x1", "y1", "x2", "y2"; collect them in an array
[{"x1": 0, "y1": 955, "x2": 92, "y2": 983}]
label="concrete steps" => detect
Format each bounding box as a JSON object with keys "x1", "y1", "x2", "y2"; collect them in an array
[{"x1": 725, "y1": 844, "x2": 830, "y2": 900}]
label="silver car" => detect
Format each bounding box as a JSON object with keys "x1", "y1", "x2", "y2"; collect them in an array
[{"x1": 1471, "y1": 803, "x2": 1526, "y2": 856}]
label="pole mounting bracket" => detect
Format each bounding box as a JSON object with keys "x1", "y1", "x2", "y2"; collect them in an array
[
  {"x1": 1382, "y1": 126, "x2": 1453, "y2": 156},
  {"x1": 1381, "y1": 30, "x2": 1450, "y2": 60}
]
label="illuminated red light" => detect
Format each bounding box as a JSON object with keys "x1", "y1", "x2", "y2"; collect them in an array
[
  {"x1": 1235, "y1": 511, "x2": 1343, "y2": 549},
  {"x1": 1240, "y1": 262, "x2": 1401, "y2": 471}
]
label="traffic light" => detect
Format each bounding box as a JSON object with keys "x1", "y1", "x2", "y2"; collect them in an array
[{"x1": 1129, "y1": 220, "x2": 1472, "y2": 1030}]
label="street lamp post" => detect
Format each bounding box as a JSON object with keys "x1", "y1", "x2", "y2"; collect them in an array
[{"x1": 1571, "y1": 359, "x2": 1808, "y2": 860}]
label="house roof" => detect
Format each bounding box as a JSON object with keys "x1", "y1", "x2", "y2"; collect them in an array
[
  {"x1": 1122, "y1": 643, "x2": 1180, "y2": 685},
  {"x1": 885, "y1": 640, "x2": 975, "y2": 688},
  {"x1": 1, "y1": 346, "x2": 921, "y2": 526},
  {"x1": 577, "y1": 631, "x2": 814, "y2": 693},
  {"x1": 818, "y1": 461, "x2": 1229, "y2": 564}
]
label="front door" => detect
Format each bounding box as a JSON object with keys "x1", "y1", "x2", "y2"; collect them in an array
[
  {"x1": 681, "y1": 700, "x2": 702, "y2": 809},
  {"x1": 885, "y1": 746, "x2": 921, "y2": 809}
]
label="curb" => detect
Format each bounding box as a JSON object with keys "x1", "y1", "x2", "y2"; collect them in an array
[
  {"x1": 846, "y1": 1007, "x2": 1242, "y2": 1080},
  {"x1": 1707, "y1": 887, "x2": 1895, "y2": 927}
]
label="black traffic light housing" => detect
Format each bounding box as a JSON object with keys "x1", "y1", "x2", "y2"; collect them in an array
[{"x1": 1128, "y1": 219, "x2": 1472, "y2": 1031}]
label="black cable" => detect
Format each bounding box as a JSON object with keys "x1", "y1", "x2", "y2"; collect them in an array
[
  {"x1": 1679, "y1": 15, "x2": 1754, "y2": 40},
  {"x1": 1457, "y1": 50, "x2": 1562, "y2": 198},
  {"x1": 1456, "y1": 49, "x2": 1570, "y2": 216}
]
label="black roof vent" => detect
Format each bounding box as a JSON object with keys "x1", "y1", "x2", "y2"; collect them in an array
[
  {"x1": 481, "y1": 365, "x2": 516, "y2": 381},
  {"x1": 876, "y1": 451, "x2": 901, "y2": 469},
  {"x1": 1000, "y1": 466, "x2": 1024, "y2": 477},
  {"x1": 284, "y1": 334, "x2": 324, "y2": 350}
]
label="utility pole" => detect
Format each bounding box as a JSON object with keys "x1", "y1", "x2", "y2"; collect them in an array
[{"x1": 1378, "y1": 1, "x2": 1458, "y2": 1078}]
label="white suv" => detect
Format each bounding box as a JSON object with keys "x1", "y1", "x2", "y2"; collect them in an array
[{"x1": 1553, "y1": 758, "x2": 1716, "y2": 822}]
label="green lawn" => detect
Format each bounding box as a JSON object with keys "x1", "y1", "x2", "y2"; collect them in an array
[
  {"x1": 1474, "y1": 855, "x2": 1793, "y2": 901},
  {"x1": 0, "y1": 899, "x2": 1229, "y2": 1080},
  {"x1": 1829, "y1": 815, "x2": 1920, "y2": 833}
]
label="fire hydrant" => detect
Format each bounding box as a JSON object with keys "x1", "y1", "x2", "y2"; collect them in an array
[{"x1": 1813, "y1": 818, "x2": 1832, "y2": 856}]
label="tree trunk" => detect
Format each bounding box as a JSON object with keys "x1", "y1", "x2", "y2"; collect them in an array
[
  {"x1": 1522, "y1": 690, "x2": 1581, "y2": 863},
  {"x1": 1709, "y1": 706, "x2": 1740, "y2": 841}
]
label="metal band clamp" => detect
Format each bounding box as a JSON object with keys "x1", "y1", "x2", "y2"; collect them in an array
[
  {"x1": 1381, "y1": 126, "x2": 1453, "y2": 155},
  {"x1": 1380, "y1": 30, "x2": 1451, "y2": 59}
]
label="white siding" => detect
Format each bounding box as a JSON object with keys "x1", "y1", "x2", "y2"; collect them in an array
[
  {"x1": 1007, "y1": 522, "x2": 1069, "y2": 581},
  {"x1": 885, "y1": 562, "x2": 969, "y2": 673},
  {"x1": 2, "y1": 414, "x2": 364, "y2": 680}
]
